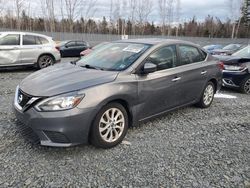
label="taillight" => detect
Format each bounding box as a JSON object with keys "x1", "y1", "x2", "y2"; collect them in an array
[
  {"x1": 217, "y1": 61, "x2": 225, "y2": 70},
  {"x1": 55, "y1": 46, "x2": 60, "y2": 51}
]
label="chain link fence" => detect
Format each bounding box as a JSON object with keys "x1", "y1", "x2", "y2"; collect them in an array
[{"x1": 0, "y1": 28, "x2": 249, "y2": 46}]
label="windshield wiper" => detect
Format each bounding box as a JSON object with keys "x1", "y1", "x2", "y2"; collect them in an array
[{"x1": 80, "y1": 64, "x2": 103, "y2": 70}]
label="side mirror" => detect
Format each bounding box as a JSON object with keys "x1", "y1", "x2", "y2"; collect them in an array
[{"x1": 142, "y1": 62, "x2": 157, "y2": 74}]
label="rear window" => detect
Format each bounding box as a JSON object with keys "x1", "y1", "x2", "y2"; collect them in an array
[{"x1": 0, "y1": 34, "x2": 20, "y2": 45}]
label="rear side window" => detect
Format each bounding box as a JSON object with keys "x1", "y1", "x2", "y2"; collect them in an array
[
  {"x1": 0, "y1": 34, "x2": 20, "y2": 45},
  {"x1": 66, "y1": 41, "x2": 76, "y2": 47},
  {"x1": 37, "y1": 36, "x2": 49, "y2": 44},
  {"x1": 23, "y1": 35, "x2": 49, "y2": 45},
  {"x1": 76, "y1": 41, "x2": 86, "y2": 46},
  {"x1": 147, "y1": 45, "x2": 177, "y2": 71},
  {"x1": 177, "y1": 45, "x2": 205, "y2": 66}
]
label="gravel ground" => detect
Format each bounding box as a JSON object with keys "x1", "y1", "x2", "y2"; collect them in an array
[{"x1": 0, "y1": 59, "x2": 250, "y2": 187}]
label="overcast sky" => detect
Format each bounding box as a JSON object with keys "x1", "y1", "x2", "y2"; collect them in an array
[
  {"x1": 93, "y1": 0, "x2": 231, "y2": 22},
  {"x1": 4, "y1": 0, "x2": 240, "y2": 23}
]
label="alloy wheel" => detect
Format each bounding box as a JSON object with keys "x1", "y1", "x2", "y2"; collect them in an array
[
  {"x1": 39, "y1": 55, "x2": 53, "y2": 68},
  {"x1": 203, "y1": 84, "x2": 214, "y2": 106},
  {"x1": 99, "y1": 108, "x2": 125, "y2": 143},
  {"x1": 244, "y1": 78, "x2": 250, "y2": 94}
]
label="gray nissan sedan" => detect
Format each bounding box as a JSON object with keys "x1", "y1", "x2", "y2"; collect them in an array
[{"x1": 14, "y1": 39, "x2": 222, "y2": 148}]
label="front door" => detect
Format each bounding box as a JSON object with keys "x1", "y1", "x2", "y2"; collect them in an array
[
  {"x1": 136, "y1": 45, "x2": 182, "y2": 120},
  {"x1": 0, "y1": 34, "x2": 21, "y2": 65}
]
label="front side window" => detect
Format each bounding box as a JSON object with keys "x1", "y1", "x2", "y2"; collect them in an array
[
  {"x1": 147, "y1": 45, "x2": 177, "y2": 71},
  {"x1": 178, "y1": 45, "x2": 204, "y2": 66},
  {"x1": 0, "y1": 34, "x2": 20, "y2": 45},
  {"x1": 77, "y1": 42, "x2": 151, "y2": 71}
]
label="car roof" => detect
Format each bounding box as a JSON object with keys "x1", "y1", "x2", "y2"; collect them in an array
[
  {"x1": 0, "y1": 31, "x2": 52, "y2": 39},
  {"x1": 116, "y1": 38, "x2": 199, "y2": 47}
]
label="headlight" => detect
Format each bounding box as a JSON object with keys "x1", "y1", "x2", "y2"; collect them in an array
[
  {"x1": 224, "y1": 65, "x2": 246, "y2": 71},
  {"x1": 35, "y1": 92, "x2": 85, "y2": 112}
]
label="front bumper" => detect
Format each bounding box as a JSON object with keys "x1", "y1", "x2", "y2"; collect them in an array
[{"x1": 13, "y1": 104, "x2": 97, "y2": 147}]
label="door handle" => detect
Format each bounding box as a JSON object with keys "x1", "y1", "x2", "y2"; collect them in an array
[
  {"x1": 172, "y1": 77, "x2": 181, "y2": 82},
  {"x1": 201, "y1": 71, "x2": 207, "y2": 75}
]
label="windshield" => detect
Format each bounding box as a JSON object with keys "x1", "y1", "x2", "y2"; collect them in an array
[
  {"x1": 92, "y1": 42, "x2": 109, "y2": 50},
  {"x1": 223, "y1": 44, "x2": 240, "y2": 50},
  {"x1": 232, "y1": 46, "x2": 250, "y2": 58},
  {"x1": 77, "y1": 42, "x2": 151, "y2": 71}
]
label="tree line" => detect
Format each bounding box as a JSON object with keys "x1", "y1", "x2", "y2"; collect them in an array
[{"x1": 0, "y1": 0, "x2": 249, "y2": 38}]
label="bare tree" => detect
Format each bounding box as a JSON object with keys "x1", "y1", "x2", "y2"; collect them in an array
[
  {"x1": 14, "y1": 0, "x2": 24, "y2": 29},
  {"x1": 40, "y1": 0, "x2": 56, "y2": 32},
  {"x1": 136, "y1": 0, "x2": 153, "y2": 34},
  {"x1": 128, "y1": 0, "x2": 137, "y2": 34},
  {"x1": 175, "y1": 0, "x2": 181, "y2": 36},
  {"x1": 84, "y1": 0, "x2": 98, "y2": 18},
  {"x1": 64, "y1": 0, "x2": 82, "y2": 32},
  {"x1": 0, "y1": 0, "x2": 3, "y2": 15},
  {"x1": 158, "y1": 0, "x2": 175, "y2": 36},
  {"x1": 228, "y1": 0, "x2": 244, "y2": 38}
]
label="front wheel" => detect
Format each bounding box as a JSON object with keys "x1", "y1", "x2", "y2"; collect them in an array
[
  {"x1": 90, "y1": 103, "x2": 128, "y2": 148},
  {"x1": 196, "y1": 81, "x2": 215, "y2": 108},
  {"x1": 37, "y1": 55, "x2": 54, "y2": 69},
  {"x1": 240, "y1": 76, "x2": 250, "y2": 94}
]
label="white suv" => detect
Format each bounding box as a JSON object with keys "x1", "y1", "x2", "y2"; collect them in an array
[{"x1": 0, "y1": 32, "x2": 61, "y2": 69}]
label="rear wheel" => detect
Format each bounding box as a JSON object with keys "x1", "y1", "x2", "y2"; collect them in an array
[
  {"x1": 90, "y1": 103, "x2": 128, "y2": 148},
  {"x1": 37, "y1": 55, "x2": 54, "y2": 69},
  {"x1": 240, "y1": 76, "x2": 250, "y2": 94},
  {"x1": 196, "y1": 81, "x2": 215, "y2": 108}
]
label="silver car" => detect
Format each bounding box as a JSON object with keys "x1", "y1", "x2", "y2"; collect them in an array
[{"x1": 0, "y1": 32, "x2": 61, "y2": 69}]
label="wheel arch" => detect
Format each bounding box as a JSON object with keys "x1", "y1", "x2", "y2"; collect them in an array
[
  {"x1": 208, "y1": 78, "x2": 218, "y2": 91},
  {"x1": 37, "y1": 53, "x2": 56, "y2": 63},
  {"x1": 103, "y1": 98, "x2": 134, "y2": 128}
]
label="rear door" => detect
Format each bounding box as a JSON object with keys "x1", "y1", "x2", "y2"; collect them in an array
[
  {"x1": 173, "y1": 44, "x2": 209, "y2": 105},
  {"x1": 76, "y1": 41, "x2": 88, "y2": 56},
  {"x1": 0, "y1": 34, "x2": 21, "y2": 65},
  {"x1": 21, "y1": 34, "x2": 45, "y2": 64}
]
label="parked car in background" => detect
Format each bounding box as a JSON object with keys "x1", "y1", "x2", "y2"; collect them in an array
[
  {"x1": 80, "y1": 42, "x2": 109, "y2": 57},
  {"x1": 211, "y1": 44, "x2": 244, "y2": 55},
  {"x1": 214, "y1": 45, "x2": 250, "y2": 94},
  {"x1": 14, "y1": 39, "x2": 222, "y2": 148},
  {"x1": 56, "y1": 40, "x2": 90, "y2": 57},
  {"x1": 203, "y1": 44, "x2": 223, "y2": 54},
  {"x1": 0, "y1": 32, "x2": 60, "y2": 69}
]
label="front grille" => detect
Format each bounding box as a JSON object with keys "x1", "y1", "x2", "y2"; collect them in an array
[
  {"x1": 17, "y1": 89, "x2": 32, "y2": 108},
  {"x1": 15, "y1": 120, "x2": 40, "y2": 144},
  {"x1": 44, "y1": 131, "x2": 70, "y2": 143}
]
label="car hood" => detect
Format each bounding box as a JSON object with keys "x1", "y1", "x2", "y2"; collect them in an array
[{"x1": 19, "y1": 63, "x2": 119, "y2": 97}]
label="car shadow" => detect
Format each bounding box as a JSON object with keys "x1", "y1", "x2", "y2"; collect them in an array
[{"x1": 0, "y1": 66, "x2": 36, "y2": 73}]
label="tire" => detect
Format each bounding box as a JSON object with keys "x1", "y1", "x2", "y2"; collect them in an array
[
  {"x1": 37, "y1": 55, "x2": 55, "y2": 69},
  {"x1": 239, "y1": 75, "x2": 250, "y2": 94},
  {"x1": 196, "y1": 81, "x2": 215, "y2": 108},
  {"x1": 90, "y1": 103, "x2": 129, "y2": 149}
]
